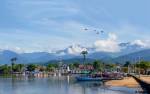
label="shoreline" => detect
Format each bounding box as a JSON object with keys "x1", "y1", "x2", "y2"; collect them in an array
[
  {"x1": 105, "y1": 76, "x2": 150, "y2": 88},
  {"x1": 105, "y1": 77, "x2": 139, "y2": 88}
]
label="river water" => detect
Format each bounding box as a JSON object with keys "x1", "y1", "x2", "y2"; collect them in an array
[{"x1": 0, "y1": 76, "x2": 139, "y2": 94}]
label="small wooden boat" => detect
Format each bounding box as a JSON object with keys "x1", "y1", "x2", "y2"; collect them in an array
[{"x1": 76, "y1": 76, "x2": 102, "y2": 81}]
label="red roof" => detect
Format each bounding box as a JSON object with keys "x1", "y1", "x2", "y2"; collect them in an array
[{"x1": 79, "y1": 65, "x2": 94, "y2": 70}]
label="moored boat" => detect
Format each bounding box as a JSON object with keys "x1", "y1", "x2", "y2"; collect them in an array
[{"x1": 76, "y1": 76, "x2": 102, "y2": 81}]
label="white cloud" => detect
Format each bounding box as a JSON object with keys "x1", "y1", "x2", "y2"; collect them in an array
[
  {"x1": 132, "y1": 40, "x2": 150, "y2": 48},
  {"x1": 94, "y1": 33, "x2": 120, "y2": 52},
  {"x1": 0, "y1": 46, "x2": 24, "y2": 53},
  {"x1": 108, "y1": 33, "x2": 117, "y2": 40},
  {"x1": 67, "y1": 44, "x2": 87, "y2": 55},
  {"x1": 108, "y1": 23, "x2": 150, "y2": 42}
]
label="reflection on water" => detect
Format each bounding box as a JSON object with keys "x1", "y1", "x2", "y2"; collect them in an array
[{"x1": 0, "y1": 76, "x2": 138, "y2": 94}]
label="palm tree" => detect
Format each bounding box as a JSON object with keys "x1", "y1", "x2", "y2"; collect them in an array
[
  {"x1": 81, "y1": 50, "x2": 88, "y2": 64},
  {"x1": 10, "y1": 57, "x2": 17, "y2": 72}
]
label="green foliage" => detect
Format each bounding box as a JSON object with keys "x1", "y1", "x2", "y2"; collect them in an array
[
  {"x1": 46, "y1": 64, "x2": 56, "y2": 72},
  {"x1": 136, "y1": 61, "x2": 150, "y2": 74},
  {"x1": 0, "y1": 63, "x2": 24, "y2": 74},
  {"x1": 53, "y1": 64, "x2": 58, "y2": 68},
  {"x1": 93, "y1": 60, "x2": 103, "y2": 71},
  {"x1": 124, "y1": 61, "x2": 131, "y2": 67},
  {"x1": 69, "y1": 62, "x2": 80, "y2": 69},
  {"x1": 10, "y1": 57, "x2": 18, "y2": 72},
  {"x1": 85, "y1": 63, "x2": 92, "y2": 65},
  {"x1": 73, "y1": 62, "x2": 80, "y2": 68},
  {"x1": 13, "y1": 64, "x2": 24, "y2": 72},
  {"x1": 27, "y1": 64, "x2": 37, "y2": 72},
  {"x1": 69, "y1": 64, "x2": 74, "y2": 69},
  {"x1": 39, "y1": 66, "x2": 46, "y2": 72},
  {"x1": 0, "y1": 64, "x2": 11, "y2": 74},
  {"x1": 105, "y1": 64, "x2": 116, "y2": 69}
]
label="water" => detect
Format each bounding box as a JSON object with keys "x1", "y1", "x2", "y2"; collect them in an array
[{"x1": 0, "y1": 76, "x2": 138, "y2": 94}]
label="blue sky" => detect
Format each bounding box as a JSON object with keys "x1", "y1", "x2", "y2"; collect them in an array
[{"x1": 0, "y1": 0, "x2": 150, "y2": 53}]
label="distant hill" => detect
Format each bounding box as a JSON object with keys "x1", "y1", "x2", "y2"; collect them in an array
[
  {"x1": 45, "y1": 58, "x2": 95, "y2": 65},
  {"x1": 20, "y1": 52, "x2": 57, "y2": 63},
  {"x1": 0, "y1": 43, "x2": 149, "y2": 64},
  {"x1": 0, "y1": 50, "x2": 25, "y2": 64},
  {"x1": 113, "y1": 49, "x2": 150, "y2": 63}
]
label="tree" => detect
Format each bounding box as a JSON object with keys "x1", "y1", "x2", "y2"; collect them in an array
[
  {"x1": 10, "y1": 57, "x2": 17, "y2": 72},
  {"x1": 27, "y1": 64, "x2": 36, "y2": 72},
  {"x1": 39, "y1": 66, "x2": 46, "y2": 72},
  {"x1": 81, "y1": 50, "x2": 88, "y2": 64},
  {"x1": 69, "y1": 62, "x2": 80, "y2": 69},
  {"x1": 105, "y1": 63, "x2": 116, "y2": 71},
  {"x1": 73, "y1": 62, "x2": 79, "y2": 68},
  {"x1": 46, "y1": 64, "x2": 55, "y2": 72},
  {"x1": 124, "y1": 61, "x2": 131, "y2": 67},
  {"x1": 93, "y1": 60, "x2": 103, "y2": 71},
  {"x1": 69, "y1": 64, "x2": 74, "y2": 69},
  {"x1": 18, "y1": 64, "x2": 24, "y2": 72},
  {"x1": 136, "y1": 61, "x2": 150, "y2": 74},
  {"x1": 13, "y1": 64, "x2": 24, "y2": 72},
  {"x1": 106, "y1": 64, "x2": 116, "y2": 69},
  {"x1": 0, "y1": 64, "x2": 11, "y2": 74}
]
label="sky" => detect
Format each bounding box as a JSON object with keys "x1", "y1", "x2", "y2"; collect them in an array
[{"x1": 0, "y1": 0, "x2": 150, "y2": 53}]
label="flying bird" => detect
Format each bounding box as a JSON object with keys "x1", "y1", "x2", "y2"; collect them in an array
[
  {"x1": 93, "y1": 30, "x2": 99, "y2": 34},
  {"x1": 82, "y1": 28, "x2": 104, "y2": 35},
  {"x1": 84, "y1": 28, "x2": 88, "y2": 31},
  {"x1": 101, "y1": 30, "x2": 104, "y2": 33},
  {"x1": 96, "y1": 32, "x2": 100, "y2": 34}
]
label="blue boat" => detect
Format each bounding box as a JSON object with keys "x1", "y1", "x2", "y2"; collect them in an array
[{"x1": 76, "y1": 76, "x2": 102, "y2": 81}]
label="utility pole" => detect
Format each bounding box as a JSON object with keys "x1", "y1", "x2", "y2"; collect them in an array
[
  {"x1": 138, "y1": 56, "x2": 141, "y2": 78},
  {"x1": 134, "y1": 58, "x2": 137, "y2": 75},
  {"x1": 128, "y1": 64, "x2": 130, "y2": 74}
]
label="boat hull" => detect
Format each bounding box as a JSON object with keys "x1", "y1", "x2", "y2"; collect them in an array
[{"x1": 76, "y1": 77, "x2": 102, "y2": 81}]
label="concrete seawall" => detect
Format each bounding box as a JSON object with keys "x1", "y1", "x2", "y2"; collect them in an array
[{"x1": 131, "y1": 75, "x2": 150, "y2": 93}]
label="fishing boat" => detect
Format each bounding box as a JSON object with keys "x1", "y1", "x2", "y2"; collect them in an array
[{"x1": 76, "y1": 76, "x2": 102, "y2": 81}]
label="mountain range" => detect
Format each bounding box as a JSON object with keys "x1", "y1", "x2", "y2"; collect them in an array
[{"x1": 0, "y1": 42, "x2": 149, "y2": 64}]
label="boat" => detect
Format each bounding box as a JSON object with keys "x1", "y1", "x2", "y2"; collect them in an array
[{"x1": 76, "y1": 76, "x2": 102, "y2": 81}]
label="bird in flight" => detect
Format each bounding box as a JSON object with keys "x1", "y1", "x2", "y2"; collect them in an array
[
  {"x1": 82, "y1": 28, "x2": 104, "y2": 35},
  {"x1": 84, "y1": 28, "x2": 88, "y2": 31},
  {"x1": 94, "y1": 30, "x2": 104, "y2": 35},
  {"x1": 96, "y1": 32, "x2": 100, "y2": 34},
  {"x1": 101, "y1": 30, "x2": 104, "y2": 33}
]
